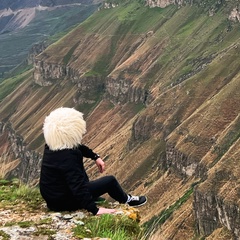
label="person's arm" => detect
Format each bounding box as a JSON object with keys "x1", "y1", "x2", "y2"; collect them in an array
[
  {"x1": 79, "y1": 144, "x2": 105, "y2": 173},
  {"x1": 78, "y1": 144, "x2": 100, "y2": 160}
]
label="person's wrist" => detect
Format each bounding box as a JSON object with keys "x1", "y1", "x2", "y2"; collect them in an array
[{"x1": 93, "y1": 154, "x2": 100, "y2": 160}]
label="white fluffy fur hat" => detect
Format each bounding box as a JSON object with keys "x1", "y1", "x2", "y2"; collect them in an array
[{"x1": 43, "y1": 107, "x2": 86, "y2": 151}]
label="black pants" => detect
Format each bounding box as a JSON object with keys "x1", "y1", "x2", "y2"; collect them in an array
[{"x1": 88, "y1": 175, "x2": 128, "y2": 203}]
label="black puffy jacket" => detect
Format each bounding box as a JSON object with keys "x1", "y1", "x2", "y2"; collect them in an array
[{"x1": 40, "y1": 144, "x2": 99, "y2": 215}]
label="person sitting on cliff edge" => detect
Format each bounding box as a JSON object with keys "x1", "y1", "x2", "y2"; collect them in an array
[{"x1": 39, "y1": 107, "x2": 147, "y2": 215}]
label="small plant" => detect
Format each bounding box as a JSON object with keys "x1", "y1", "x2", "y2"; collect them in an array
[
  {"x1": 18, "y1": 221, "x2": 34, "y2": 228},
  {"x1": 4, "y1": 221, "x2": 16, "y2": 227},
  {"x1": 73, "y1": 214, "x2": 142, "y2": 240},
  {"x1": 0, "y1": 179, "x2": 11, "y2": 185},
  {"x1": 0, "y1": 230, "x2": 10, "y2": 240},
  {"x1": 33, "y1": 228, "x2": 56, "y2": 237},
  {"x1": 12, "y1": 184, "x2": 43, "y2": 210},
  {"x1": 38, "y1": 218, "x2": 53, "y2": 225}
]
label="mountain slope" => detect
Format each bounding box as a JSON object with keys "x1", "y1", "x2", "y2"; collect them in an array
[
  {"x1": 0, "y1": 1, "x2": 101, "y2": 79},
  {"x1": 0, "y1": 0, "x2": 240, "y2": 239}
]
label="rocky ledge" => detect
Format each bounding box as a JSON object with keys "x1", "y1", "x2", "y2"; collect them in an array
[
  {"x1": 0, "y1": 179, "x2": 142, "y2": 240},
  {"x1": 0, "y1": 195, "x2": 140, "y2": 240},
  {"x1": 0, "y1": 206, "x2": 140, "y2": 240}
]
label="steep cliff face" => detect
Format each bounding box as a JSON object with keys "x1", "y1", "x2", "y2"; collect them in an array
[
  {"x1": 28, "y1": 41, "x2": 48, "y2": 65},
  {"x1": 0, "y1": 121, "x2": 42, "y2": 184},
  {"x1": 33, "y1": 60, "x2": 67, "y2": 86},
  {"x1": 0, "y1": 0, "x2": 240, "y2": 239},
  {"x1": 146, "y1": 0, "x2": 185, "y2": 8},
  {"x1": 193, "y1": 127, "x2": 240, "y2": 238},
  {"x1": 146, "y1": 0, "x2": 240, "y2": 21},
  {"x1": 229, "y1": 7, "x2": 240, "y2": 22},
  {"x1": 105, "y1": 77, "x2": 149, "y2": 104}
]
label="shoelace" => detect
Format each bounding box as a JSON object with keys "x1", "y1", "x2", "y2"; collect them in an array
[{"x1": 129, "y1": 195, "x2": 139, "y2": 201}]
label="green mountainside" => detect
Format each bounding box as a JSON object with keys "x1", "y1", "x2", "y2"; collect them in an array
[
  {"x1": 0, "y1": 0, "x2": 239, "y2": 239},
  {"x1": 0, "y1": 3, "x2": 100, "y2": 80}
]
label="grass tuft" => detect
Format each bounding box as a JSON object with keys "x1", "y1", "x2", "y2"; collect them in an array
[
  {"x1": 73, "y1": 214, "x2": 142, "y2": 240},
  {"x1": 0, "y1": 230, "x2": 10, "y2": 240},
  {"x1": 0, "y1": 179, "x2": 43, "y2": 210}
]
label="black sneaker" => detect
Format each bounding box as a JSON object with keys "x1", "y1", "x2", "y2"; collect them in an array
[{"x1": 127, "y1": 195, "x2": 147, "y2": 207}]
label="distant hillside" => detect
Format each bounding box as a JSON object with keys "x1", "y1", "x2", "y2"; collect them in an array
[
  {"x1": 0, "y1": 1, "x2": 102, "y2": 79},
  {"x1": 0, "y1": 0, "x2": 239, "y2": 239},
  {"x1": 0, "y1": 0, "x2": 97, "y2": 10}
]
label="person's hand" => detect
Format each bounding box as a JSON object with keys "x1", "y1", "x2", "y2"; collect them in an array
[
  {"x1": 95, "y1": 158, "x2": 105, "y2": 173},
  {"x1": 96, "y1": 207, "x2": 116, "y2": 215}
]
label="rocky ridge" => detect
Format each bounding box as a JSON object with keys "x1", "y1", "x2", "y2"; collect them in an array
[
  {"x1": 0, "y1": 207, "x2": 140, "y2": 240},
  {"x1": 146, "y1": 0, "x2": 240, "y2": 22},
  {"x1": 0, "y1": 121, "x2": 42, "y2": 184}
]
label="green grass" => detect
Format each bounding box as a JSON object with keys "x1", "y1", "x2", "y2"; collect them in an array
[
  {"x1": 73, "y1": 214, "x2": 142, "y2": 240},
  {"x1": 0, "y1": 179, "x2": 56, "y2": 238},
  {"x1": 84, "y1": 70, "x2": 101, "y2": 77},
  {"x1": 81, "y1": 1, "x2": 176, "y2": 34},
  {"x1": 81, "y1": 3, "x2": 177, "y2": 77},
  {"x1": 0, "y1": 179, "x2": 43, "y2": 210},
  {"x1": 126, "y1": 140, "x2": 166, "y2": 188},
  {"x1": 0, "y1": 71, "x2": 31, "y2": 102},
  {"x1": 44, "y1": 0, "x2": 240, "y2": 88},
  {"x1": 2, "y1": 62, "x2": 33, "y2": 82},
  {"x1": 92, "y1": 55, "x2": 111, "y2": 76},
  {"x1": 210, "y1": 117, "x2": 240, "y2": 168},
  {"x1": 142, "y1": 186, "x2": 195, "y2": 239},
  {"x1": 0, "y1": 230, "x2": 10, "y2": 240},
  {"x1": 18, "y1": 221, "x2": 35, "y2": 228},
  {"x1": 146, "y1": 4, "x2": 240, "y2": 88},
  {"x1": 130, "y1": 5, "x2": 178, "y2": 33},
  {"x1": 63, "y1": 42, "x2": 79, "y2": 65},
  {"x1": 81, "y1": 7, "x2": 121, "y2": 33},
  {"x1": 33, "y1": 228, "x2": 56, "y2": 237}
]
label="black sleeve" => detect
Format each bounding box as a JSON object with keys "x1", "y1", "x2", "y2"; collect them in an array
[
  {"x1": 78, "y1": 144, "x2": 100, "y2": 160},
  {"x1": 62, "y1": 155, "x2": 99, "y2": 215}
]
